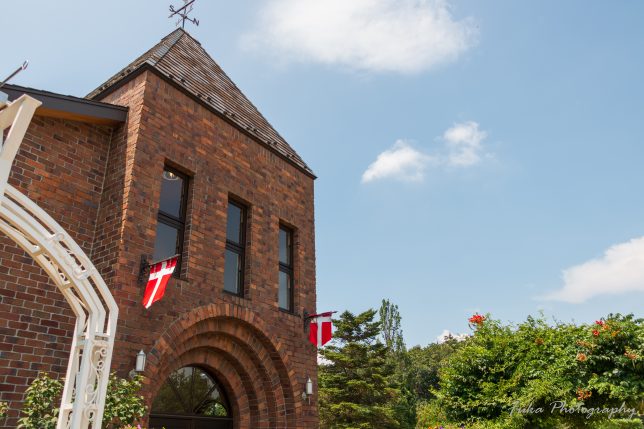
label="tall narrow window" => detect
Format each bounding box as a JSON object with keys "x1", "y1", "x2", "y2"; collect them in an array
[
  {"x1": 224, "y1": 200, "x2": 246, "y2": 295},
  {"x1": 153, "y1": 167, "x2": 188, "y2": 274},
  {"x1": 278, "y1": 225, "x2": 293, "y2": 311}
]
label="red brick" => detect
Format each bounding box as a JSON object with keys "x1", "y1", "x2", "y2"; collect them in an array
[{"x1": 1, "y1": 71, "x2": 317, "y2": 428}]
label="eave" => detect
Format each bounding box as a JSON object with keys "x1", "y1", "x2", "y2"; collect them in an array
[{"x1": 2, "y1": 84, "x2": 127, "y2": 126}]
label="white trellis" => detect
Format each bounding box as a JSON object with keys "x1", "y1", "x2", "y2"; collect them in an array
[{"x1": 0, "y1": 94, "x2": 118, "y2": 429}]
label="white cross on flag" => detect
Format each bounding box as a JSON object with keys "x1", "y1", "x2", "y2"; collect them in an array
[
  {"x1": 142, "y1": 256, "x2": 178, "y2": 309},
  {"x1": 308, "y1": 311, "x2": 334, "y2": 347}
]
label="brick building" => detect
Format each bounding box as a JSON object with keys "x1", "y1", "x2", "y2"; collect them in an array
[{"x1": 0, "y1": 29, "x2": 318, "y2": 429}]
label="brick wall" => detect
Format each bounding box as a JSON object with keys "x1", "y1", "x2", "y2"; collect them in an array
[
  {"x1": 0, "y1": 70, "x2": 318, "y2": 428},
  {"x1": 99, "y1": 70, "x2": 318, "y2": 428},
  {"x1": 0, "y1": 116, "x2": 113, "y2": 428}
]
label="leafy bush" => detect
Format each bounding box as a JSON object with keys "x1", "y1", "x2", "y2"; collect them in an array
[
  {"x1": 0, "y1": 401, "x2": 8, "y2": 418},
  {"x1": 17, "y1": 372, "x2": 63, "y2": 429},
  {"x1": 18, "y1": 372, "x2": 147, "y2": 429},
  {"x1": 103, "y1": 374, "x2": 147, "y2": 428},
  {"x1": 592, "y1": 419, "x2": 644, "y2": 429},
  {"x1": 436, "y1": 313, "x2": 643, "y2": 427}
]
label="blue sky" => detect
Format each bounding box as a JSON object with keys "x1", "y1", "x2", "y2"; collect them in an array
[{"x1": 4, "y1": 0, "x2": 644, "y2": 346}]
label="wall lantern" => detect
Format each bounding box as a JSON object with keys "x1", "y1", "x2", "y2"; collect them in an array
[
  {"x1": 136, "y1": 350, "x2": 147, "y2": 372},
  {"x1": 129, "y1": 350, "x2": 147, "y2": 378},
  {"x1": 302, "y1": 376, "x2": 313, "y2": 404}
]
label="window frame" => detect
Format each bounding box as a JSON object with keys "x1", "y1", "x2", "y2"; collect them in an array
[
  {"x1": 278, "y1": 224, "x2": 294, "y2": 312},
  {"x1": 224, "y1": 199, "x2": 247, "y2": 296},
  {"x1": 155, "y1": 166, "x2": 189, "y2": 276}
]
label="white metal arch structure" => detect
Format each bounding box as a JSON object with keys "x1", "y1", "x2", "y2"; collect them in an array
[{"x1": 0, "y1": 94, "x2": 118, "y2": 429}]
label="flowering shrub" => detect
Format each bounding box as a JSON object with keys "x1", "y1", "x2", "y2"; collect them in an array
[
  {"x1": 467, "y1": 313, "x2": 486, "y2": 327},
  {"x1": 426, "y1": 313, "x2": 643, "y2": 428},
  {"x1": 0, "y1": 401, "x2": 8, "y2": 419}
]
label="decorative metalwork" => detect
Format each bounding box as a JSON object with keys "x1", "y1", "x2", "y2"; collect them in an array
[
  {"x1": 169, "y1": 0, "x2": 199, "y2": 29},
  {"x1": 0, "y1": 94, "x2": 118, "y2": 429},
  {"x1": 0, "y1": 60, "x2": 28, "y2": 90}
]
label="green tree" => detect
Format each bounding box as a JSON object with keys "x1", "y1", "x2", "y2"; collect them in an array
[
  {"x1": 380, "y1": 299, "x2": 405, "y2": 355},
  {"x1": 319, "y1": 309, "x2": 401, "y2": 429},
  {"x1": 379, "y1": 300, "x2": 415, "y2": 428},
  {"x1": 407, "y1": 338, "x2": 464, "y2": 402}
]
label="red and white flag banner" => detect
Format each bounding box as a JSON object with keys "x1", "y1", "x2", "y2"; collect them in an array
[
  {"x1": 308, "y1": 311, "x2": 334, "y2": 347},
  {"x1": 142, "y1": 256, "x2": 178, "y2": 309}
]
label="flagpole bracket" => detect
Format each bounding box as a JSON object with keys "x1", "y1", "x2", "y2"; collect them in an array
[
  {"x1": 303, "y1": 309, "x2": 310, "y2": 332},
  {"x1": 138, "y1": 255, "x2": 150, "y2": 285}
]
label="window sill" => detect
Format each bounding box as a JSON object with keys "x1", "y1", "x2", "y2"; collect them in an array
[
  {"x1": 171, "y1": 275, "x2": 189, "y2": 284},
  {"x1": 279, "y1": 307, "x2": 300, "y2": 318},
  {"x1": 223, "y1": 289, "x2": 247, "y2": 299}
]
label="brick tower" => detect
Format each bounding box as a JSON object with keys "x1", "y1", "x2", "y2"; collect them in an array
[{"x1": 0, "y1": 29, "x2": 318, "y2": 428}]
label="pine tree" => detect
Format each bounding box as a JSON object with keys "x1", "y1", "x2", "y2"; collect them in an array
[{"x1": 319, "y1": 309, "x2": 401, "y2": 429}]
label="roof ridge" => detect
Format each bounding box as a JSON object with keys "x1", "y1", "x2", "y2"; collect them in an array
[
  {"x1": 156, "y1": 31, "x2": 297, "y2": 160},
  {"x1": 148, "y1": 28, "x2": 185, "y2": 67},
  {"x1": 86, "y1": 29, "x2": 315, "y2": 177},
  {"x1": 86, "y1": 29, "x2": 184, "y2": 98}
]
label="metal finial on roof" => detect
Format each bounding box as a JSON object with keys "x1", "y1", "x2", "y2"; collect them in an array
[
  {"x1": 0, "y1": 61, "x2": 28, "y2": 90},
  {"x1": 169, "y1": 0, "x2": 199, "y2": 29}
]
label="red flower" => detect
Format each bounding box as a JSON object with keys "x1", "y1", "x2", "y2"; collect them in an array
[
  {"x1": 576, "y1": 387, "x2": 592, "y2": 401},
  {"x1": 468, "y1": 313, "x2": 486, "y2": 326},
  {"x1": 592, "y1": 329, "x2": 600, "y2": 337}
]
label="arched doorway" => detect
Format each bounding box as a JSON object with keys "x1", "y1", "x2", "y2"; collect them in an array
[{"x1": 149, "y1": 366, "x2": 233, "y2": 429}]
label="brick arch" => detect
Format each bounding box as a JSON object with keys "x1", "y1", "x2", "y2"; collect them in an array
[
  {"x1": 187, "y1": 332, "x2": 279, "y2": 425},
  {"x1": 155, "y1": 334, "x2": 274, "y2": 427},
  {"x1": 154, "y1": 347, "x2": 257, "y2": 429},
  {"x1": 145, "y1": 304, "x2": 297, "y2": 428},
  {"x1": 162, "y1": 321, "x2": 287, "y2": 423}
]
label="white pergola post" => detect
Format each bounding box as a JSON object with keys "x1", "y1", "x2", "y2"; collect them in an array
[{"x1": 0, "y1": 94, "x2": 118, "y2": 429}]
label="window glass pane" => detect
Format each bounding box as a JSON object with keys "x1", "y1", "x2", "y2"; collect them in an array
[
  {"x1": 151, "y1": 377, "x2": 185, "y2": 414},
  {"x1": 279, "y1": 228, "x2": 291, "y2": 265},
  {"x1": 153, "y1": 222, "x2": 179, "y2": 261},
  {"x1": 279, "y1": 270, "x2": 291, "y2": 310},
  {"x1": 226, "y1": 203, "x2": 243, "y2": 244},
  {"x1": 159, "y1": 170, "x2": 184, "y2": 218},
  {"x1": 152, "y1": 366, "x2": 229, "y2": 417},
  {"x1": 224, "y1": 249, "x2": 241, "y2": 294}
]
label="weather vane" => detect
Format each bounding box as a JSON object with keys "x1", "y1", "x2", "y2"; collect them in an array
[{"x1": 169, "y1": 0, "x2": 199, "y2": 29}]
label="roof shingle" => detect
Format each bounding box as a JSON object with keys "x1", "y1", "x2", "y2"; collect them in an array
[{"x1": 87, "y1": 29, "x2": 314, "y2": 176}]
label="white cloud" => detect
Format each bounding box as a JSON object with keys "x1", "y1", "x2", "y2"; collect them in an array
[
  {"x1": 245, "y1": 0, "x2": 477, "y2": 74},
  {"x1": 544, "y1": 236, "x2": 644, "y2": 303},
  {"x1": 361, "y1": 140, "x2": 433, "y2": 183},
  {"x1": 362, "y1": 121, "x2": 489, "y2": 183},
  {"x1": 443, "y1": 121, "x2": 487, "y2": 166},
  {"x1": 318, "y1": 353, "x2": 332, "y2": 366},
  {"x1": 436, "y1": 330, "x2": 468, "y2": 343}
]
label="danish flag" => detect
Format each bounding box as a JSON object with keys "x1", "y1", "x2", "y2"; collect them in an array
[
  {"x1": 142, "y1": 256, "x2": 178, "y2": 309},
  {"x1": 308, "y1": 311, "x2": 335, "y2": 347}
]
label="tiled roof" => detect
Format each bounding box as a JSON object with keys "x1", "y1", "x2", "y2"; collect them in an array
[{"x1": 87, "y1": 29, "x2": 314, "y2": 176}]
